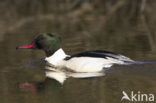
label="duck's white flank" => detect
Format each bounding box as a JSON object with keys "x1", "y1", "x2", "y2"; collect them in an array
[{"x1": 64, "y1": 57, "x2": 124, "y2": 72}]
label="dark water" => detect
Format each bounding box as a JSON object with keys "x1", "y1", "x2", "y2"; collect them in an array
[{"x1": 0, "y1": 15, "x2": 156, "y2": 103}]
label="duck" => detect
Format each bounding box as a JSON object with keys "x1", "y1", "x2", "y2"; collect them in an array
[{"x1": 16, "y1": 33, "x2": 135, "y2": 84}]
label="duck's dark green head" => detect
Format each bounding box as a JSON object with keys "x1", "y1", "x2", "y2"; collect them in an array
[{"x1": 17, "y1": 33, "x2": 61, "y2": 57}]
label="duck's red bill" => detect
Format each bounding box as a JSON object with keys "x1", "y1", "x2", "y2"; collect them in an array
[{"x1": 17, "y1": 42, "x2": 35, "y2": 49}]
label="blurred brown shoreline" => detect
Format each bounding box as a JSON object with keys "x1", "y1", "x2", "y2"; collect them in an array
[{"x1": 0, "y1": 0, "x2": 155, "y2": 54}]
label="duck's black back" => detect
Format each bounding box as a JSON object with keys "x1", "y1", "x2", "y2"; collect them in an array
[{"x1": 64, "y1": 50, "x2": 133, "y2": 62}]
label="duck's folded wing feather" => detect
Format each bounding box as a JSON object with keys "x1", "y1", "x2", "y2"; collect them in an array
[{"x1": 65, "y1": 50, "x2": 134, "y2": 63}]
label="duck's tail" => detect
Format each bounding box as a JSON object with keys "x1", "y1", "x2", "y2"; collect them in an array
[{"x1": 125, "y1": 60, "x2": 156, "y2": 65}]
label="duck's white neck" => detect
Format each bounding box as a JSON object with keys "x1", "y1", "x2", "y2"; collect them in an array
[{"x1": 45, "y1": 48, "x2": 67, "y2": 65}]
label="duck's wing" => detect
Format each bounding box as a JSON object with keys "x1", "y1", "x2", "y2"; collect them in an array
[{"x1": 65, "y1": 50, "x2": 134, "y2": 63}]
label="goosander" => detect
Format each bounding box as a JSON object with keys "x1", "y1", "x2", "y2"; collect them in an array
[{"x1": 17, "y1": 33, "x2": 135, "y2": 84}]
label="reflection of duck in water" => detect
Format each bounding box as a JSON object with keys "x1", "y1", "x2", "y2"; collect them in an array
[
  {"x1": 19, "y1": 78, "x2": 62, "y2": 94},
  {"x1": 17, "y1": 33, "x2": 135, "y2": 84}
]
